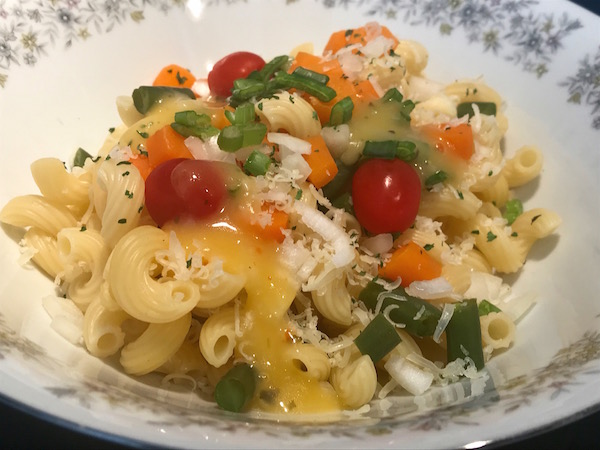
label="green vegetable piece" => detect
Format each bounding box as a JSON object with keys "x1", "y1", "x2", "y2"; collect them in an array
[
  {"x1": 331, "y1": 192, "x2": 354, "y2": 214},
  {"x1": 73, "y1": 148, "x2": 93, "y2": 168},
  {"x1": 329, "y1": 96, "x2": 354, "y2": 126},
  {"x1": 292, "y1": 66, "x2": 330, "y2": 85},
  {"x1": 218, "y1": 125, "x2": 244, "y2": 152},
  {"x1": 446, "y1": 298, "x2": 485, "y2": 371},
  {"x1": 457, "y1": 101, "x2": 497, "y2": 119},
  {"x1": 232, "y1": 102, "x2": 256, "y2": 125},
  {"x1": 256, "y1": 55, "x2": 290, "y2": 81},
  {"x1": 214, "y1": 363, "x2": 256, "y2": 412},
  {"x1": 273, "y1": 71, "x2": 336, "y2": 102},
  {"x1": 358, "y1": 280, "x2": 442, "y2": 337},
  {"x1": 244, "y1": 150, "x2": 272, "y2": 176},
  {"x1": 381, "y1": 87, "x2": 404, "y2": 103},
  {"x1": 399, "y1": 99, "x2": 415, "y2": 122},
  {"x1": 503, "y1": 198, "x2": 524, "y2": 225},
  {"x1": 478, "y1": 299, "x2": 501, "y2": 316},
  {"x1": 354, "y1": 313, "x2": 402, "y2": 363},
  {"x1": 231, "y1": 78, "x2": 266, "y2": 105},
  {"x1": 241, "y1": 122, "x2": 267, "y2": 147},
  {"x1": 171, "y1": 110, "x2": 219, "y2": 140},
  {"x1": 425, "y1": 170, "x2": 448, "y2": 187},
  {"x1": 363, "y1": 140, "x2": 417, "y2": 161},
  {"x1": 131, "y1": 86, "x2": 195, "y2": 114}
]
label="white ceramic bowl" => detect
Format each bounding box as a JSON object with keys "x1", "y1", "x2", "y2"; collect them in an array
[{"x1": 1, "y1": 1, "x2": 599, "y2": 448}]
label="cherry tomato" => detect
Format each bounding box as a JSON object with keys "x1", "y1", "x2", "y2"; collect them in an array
[
  {"x1": 208, "y1": 51, "x2": 266, "y2": 97},
  {"x1": 351, "y1": 158, "x2": 421, "y2": 234},
  {"x1": 145, "y1": 158, "x2": 227, "y2": 226}
]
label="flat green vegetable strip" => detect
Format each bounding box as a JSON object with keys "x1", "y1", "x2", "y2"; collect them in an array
[
  {"x1": 131, "y1": 86, "x2": 195, "y2": 114},
  {"x1": 73, "y1": 148, "x2": 93, "y2": 168},
  {"x1": 214, "y1": 363, "x2": 256, "y2": 412},
  {"x1": 358, "y1": 280, "x2": 442, "y2": 337},
  {"x1": 478, "y1": 299, "x2": 501, "y2": 316},
  {"x1": 457, "y1": 101, "x2": 497, "y2": 119},
  {"x1": 446, "y1": 298, "x2": 485, "y2": 371},
  {"x1": 354, "y1": 313, "x2": 402, "y2": 363},
  {"x1": 292, "y1": 66, "x2": 330, "y2": 85},
  {"x1": 273, "y1": 71, "x2": 336, "y2": 102}
]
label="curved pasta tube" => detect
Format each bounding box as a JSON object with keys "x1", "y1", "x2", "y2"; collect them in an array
[
  {"x1": 312, "y1": 273, "x2": 352, "y2": 326},
  {"x1": 255, "y1": 92, "x2": 321, "y2": 139},
  {"x1": 480, "y1": 311, "x2": 515, "y2": 350},
  {"x1": 199, "y1": 306, "x2": 236, "y2": 368},
  {"x1": 331, "y1": 354, "x2": 377, "y2": 409},
  {"x1": 444, "y1": 80, "x2": 503, "y2": 109},
  {"x1": 472, "y1": 214, "x2": 525, "y2": 273},
  {"x1": 511, "y1": 208, "x2": 562, "y2": 256},
  {"x1": 394, "y1": 40, "x2": 428, "y2": 75},
  {"x1": 93, "y1": 159, "x2": 145, "y2": 248},
  {"x1": 108, "y1": 226, "x2": 201, "y2": 323},
  {"x1": 419, "y1": 187, "x2": 482, "y2": 220},
  {"x1": 31, "y1": 158, "x2": 91, "y2": 217},
  {"x1": 0, "y1": 195, "x2": 78, "y2": 235},
  {"x1": 502, "y1": 146, "x2": 543, "y2": 188},
  {"x1": 22, "y1": 228, "x2": 63, "y2": 278},
  {"x1": 285, "y1": 343, "x2": 331, "y2": 381},
  {"x1": 83, "y1": 298, "x2": 130, "y2": 358},
  {"x1": 194, "y1": 271, "x2": 246, "y2": 310},
  {"x1": 158, "y1": 339, "x2": 209, "y2": 375},
  {"x1": 476, "y1": 174, "x2": 510, "y2": 208},
  {"x1": 120, "y1": 313, "x2": 192, "y2": 376},
  {"x1": 57, "y1": 228, "x2": 109, "y2": 311}
]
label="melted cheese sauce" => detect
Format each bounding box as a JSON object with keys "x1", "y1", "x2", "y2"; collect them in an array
[{"x1": 165, "y1": 216, "x2": 341, "y2": 415}]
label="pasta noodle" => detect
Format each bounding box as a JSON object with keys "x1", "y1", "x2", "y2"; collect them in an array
[{"x1": 0, "y1": 22, "x2": 561, "y2": 417}]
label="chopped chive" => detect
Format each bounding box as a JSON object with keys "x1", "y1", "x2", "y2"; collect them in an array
[
  {"x1": 292, "y1": 66, "x2": 330, "y2": 85},
  {"x1": 137, "y1": 130, "x2": 149, "y2": 139},
  {"x1": 117, "y1": 161, "x2": 132, "y2": 166},
  {"x1": 73, "y1": 148, "x2": 92, "y2": 168},
  {"x1": 425, "y1": 170, "x2": 448, "y2": 187},
  {"x1": 79, "y1": 225, "x2": 87, "y2": 232},
  {"x1": 354, "y1": 314, "x2": 402, "y2": 363},
  {"x1": 273, "y1": 71, "x2": 336, "y2": 102},
  {"x1": 423, "y1": 243, "x2": 434, "y2": 251},
  {"x1": 244, "y1": 150, "x2": 272, "y2": 176}
]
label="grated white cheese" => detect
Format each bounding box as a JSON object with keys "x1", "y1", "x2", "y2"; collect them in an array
[{"x1": 433, "y1": 303, "x2": 455, "y2": 343}]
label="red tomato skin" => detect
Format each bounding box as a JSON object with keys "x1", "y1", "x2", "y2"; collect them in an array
[
  {"x1": 170, "y1": 159, "x2": 227, "y2": 219},
  {"x1": 144, "y1": 158, "x2": 227, "y2": 226},
  {"x1": 145, "y1": 158, "x2": 188, "y2": 227},
  {"x1": 351, "y1": 158, "x2": 421, "y2": 235},
  {"x1": 208, "y1": 51, "x2": 266, "y2": 97}
]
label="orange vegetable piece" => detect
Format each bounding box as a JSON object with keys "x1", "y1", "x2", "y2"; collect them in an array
[
  {"x1": 420, "y1": 123, "x2": 475, "y2": 161},
  {"x1": 323, "y1": 25, "x2": 399, "y2": 55},
  {"x1": 378, "y1": 241, "x2": 442, "y2": 287},
  {"x1": 153, "y1": 64, "x2": 196, "y2": 89},
  {"x1": 252, "y1": 206, "x2": 289, "y2": 243},
  {"x1": 146, "y1": 125, "x2": 194, "y2": 169},
  {"x1": 210, "y1": 105, "x2": 235, "y2": 129},
  {"x1": 303, "y1": 134, "x2": 338, "y2": 189},
  {"x1": 130, "y1": 155, "x2": 152, "y2": 181}
]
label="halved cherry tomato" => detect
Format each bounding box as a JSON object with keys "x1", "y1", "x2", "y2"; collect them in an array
[
  {"x1": 145, "y1": 158, "x2": 227, "y2": 226},
  {"x1": 208, "y1": 51, "x2": 266, "y2": 97},
  {"x1": 351, "y1": 158, "x2": 421, "y2": 234}
]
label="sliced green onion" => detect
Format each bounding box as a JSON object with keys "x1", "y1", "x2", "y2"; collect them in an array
[
  {"x1": 244, "y1": 150, "x2": 272, "y2": 176},
  {"x1": 257, "y1": 55, "x2": 290, "y2": 81},
  {"x1": 358, "y1": 280, "x2": 442, "y2": 337},
  {"x1": 478, "y1": 299, "x2": 501, "y2": 316},
  {"x1": 399, "y1": 99, "x2": 415, "y2": 122},
  {"x1": 381, "y1": 87, "x2": 404, "y2": 103},
  {"x1": 273, "y1": 71, "x2": 336, "y2": 102},
  {"x1": 214, "y1": 363, "x2": 256, "y2": 412},
  {"x1": 457, "y1": 101, "x2": 497, "y2": 119},
  {"x1": 425, "y1": 170, "x2": 448, "y2": 187},
  {"x1": 329, "y1": 96, "x2": 354, "y2": 126},
  {"x1": 73, "y1": 148, "x2": 92, "y2": 168},
  {"x1": 354, "y1": 313, "x2": 402, "y2": 363},
  {"x1": 241, "y1": 122, "x2": 267, "y2": 147},
  {"x1": 446, "y1": 298, "x2": 485, "y2": 371},
  {"x1": 231, "y1": 78, "x2": 266, "y2": 104},
  {"x1": 292, "y1": 66, "x2": 330, "y2": 85},
  {"x1": 171, "y1": 110, "x2": 219, "y2": 140},
  {"x1": 218, "y1": 125, "x2": 244, "y2": 152},
  {"x1": 363, "y1": 140, "x2": 417, "y2": 161},
  {"x1": 131, "y1": 86, "x2": 195, "y2": 114},
  {"x1": 503, "y1": 198, "x2": 523, "y2": 225}
]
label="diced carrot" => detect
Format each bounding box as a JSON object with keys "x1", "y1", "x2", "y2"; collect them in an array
[
  {"x1": 130, "y1": 156, "x2": 153, "y2": 181},
  {"x1": 209, "y1": 105, "x2": 234, "y2": 129},
  {"x1": 146, "y1": 125, "x2": 194, "y2": 169},
  {"x1": 303, "y1": 134, "x2": 338, "y2": 189},
  {"x1": 378, "y1": 241, "x2": 442, "y2": 287},
  {"x1": 420, "y1": 123, "x2": 475, "y2": 161},
  {"x1": 252, "y1": 206, "x2": 289, "y2": 243},
  {"x1": 153, "y1": 64, "x2": 196, "y2": 89},
  {"x1": 323, "y1": 25, "x2": 399, "y2": 55}
]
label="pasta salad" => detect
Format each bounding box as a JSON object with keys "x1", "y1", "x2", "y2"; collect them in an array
[{"x1": 0, "y1": 22, "x2": 561, "y2": 417}]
